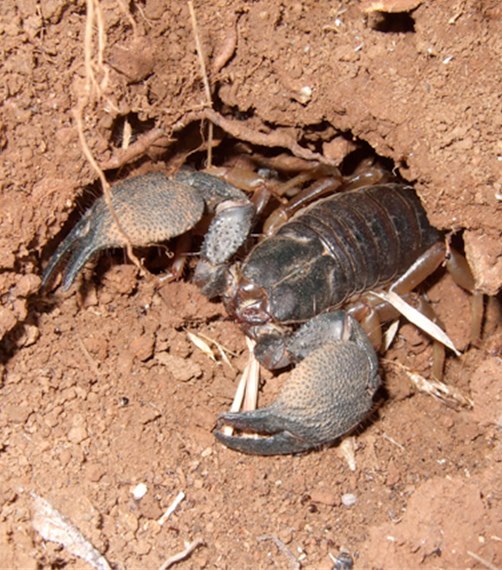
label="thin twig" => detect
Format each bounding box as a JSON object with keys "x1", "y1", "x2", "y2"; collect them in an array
[
  {"x1": 243, "y1": 337, "x2": 259, "y2": 411},
  {"x1": 83, "y1": 0, "x2": 99, "y2": 96},
  {"x1": 257, "y1": 535, "x2": 301, "y2": 570},
  {"x1": 466, "y1": 550, "x2": 501, "y2": 570},
  {"x1": 204, "y1": 109, "x2": 333, "y2": 165},
  {"x1": 99, "y1": 128, "x2": 169, "y2": 170},
  {"x1": 384, "y1": 359, "x2": 473, "y2": 409},
  {"x1": 158, "y1": 491, "x2": 186, "y2": 526},
  {"x1": 115, "y1": 0, "x2": 138, "y2": 36},
  {"x1": 188, "y1": 1, "x2": 213, "y2": 167},
  {"x1": 382, "y1": 432, "x2": 405, "y2": 451},
  {"x1": 73, "y1": 105, "x2": 145, "y2": 278},
  {"x1": 372, "y1": 290, "x2": 460, "y2": 355},
  {"x1": 75, "y1": 1, "x2": 145, "y2": 277},
  {"x1": 158, "y1": 539, "x2": 204, "y2": 570},
  {"x1": 76, "y1": 334, "x2": 102, "y2": 380}
]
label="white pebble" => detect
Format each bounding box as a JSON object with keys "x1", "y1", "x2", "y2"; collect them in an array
[
  {"x1": 132, "y1": 483, "x2": 148, "y2": 500},
  {"x1": 341, "y1": 493, "x2": 357, "y2": 507}
]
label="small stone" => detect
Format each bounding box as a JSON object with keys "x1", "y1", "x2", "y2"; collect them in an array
[
  {"x1": 15, "y1": 273, "x2": 41, "y2": 296},
  {"x1": 67, "y1": 425, "x2": 88, "y2": 444},
  {"x1": 17, "y1": 324, "x2": 40, "y2": 347},
  {"x1": 0, "y1": 306, "x2": 17, "y2": 337},
  {"x1": 136, "y1": 405, "x2": 161, "y2": 425},
  {"x1": 341, "y1": 493, "x2": 357, "y2": 507},
  {"x1": 156, "y1": 353, "x2": 202, "y2": 382},
  {"x1": 118, "y1": 510, "x2": 139, "y2": 534},
  {"x1": 135, "y1": 538, "x2": 152, "y2": 556},
  {"x1": 130, "y1": 334, "x2": 155, "y2": 361},
  {"x1": 86, "y1": 463, "x2": 105, "y2": 483}
]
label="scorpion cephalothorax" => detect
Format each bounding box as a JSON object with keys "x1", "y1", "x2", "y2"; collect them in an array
[{"x1": 41, "y1": 168, "x2": 477, "y2": 455}]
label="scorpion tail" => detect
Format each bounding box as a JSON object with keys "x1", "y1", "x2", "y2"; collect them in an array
[{"x1": 215, "y1": 315, "x2": 381, "y2": 455}]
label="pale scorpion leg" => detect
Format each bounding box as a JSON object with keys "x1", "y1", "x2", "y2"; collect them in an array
[
  {"x1": 346, "y1": 241, "x2": 448, "y2": 350},
  {"x1": 388, "y1": 241, "x2": 484, "y2": 352},
  {"x1": 414, "y1": 296, "x2": 447, "y2": 380},
  {"x1": 262, "y1": 166, "x2": 390, "y2": 236},
  {"x1": 41, "y1": 171, "x2": 254, "y2": 292},
  {"x1": 214, "y1": 312, "x2": 381, "y2": 455},
  {"x1": 347, "y1": 241, "x2": 482, "y2": 379},
  {"x1": 445, "y1": 247, "x2": 484, "y2": 344}
]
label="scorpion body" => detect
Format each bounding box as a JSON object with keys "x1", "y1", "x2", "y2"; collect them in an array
[
  {"x1": 228, "y1": 183, "x2": 440, "y2": 329},
  {"x1": 42, "y1": 170, "x2": 456, "y2": 456}
]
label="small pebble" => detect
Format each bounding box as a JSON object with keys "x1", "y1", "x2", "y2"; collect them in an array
[
  {"x1": 132, "y1": 483, "x2": 148, "y2": 500},
  {"x1": 341, "y1": 493, "x2": 357, "y2": 507}
]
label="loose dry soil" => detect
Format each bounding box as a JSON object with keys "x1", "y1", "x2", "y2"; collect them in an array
[{"x1": 1, "y1": 1, "x2": 501, "y2": 569}]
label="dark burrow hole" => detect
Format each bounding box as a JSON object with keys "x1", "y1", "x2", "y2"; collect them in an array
[
  {"x1": 369, "y1": 11, "x2": 415, "y2": 33},
  {"x1": 110, "y1": 112, "x2": 156, "y2": 150}
]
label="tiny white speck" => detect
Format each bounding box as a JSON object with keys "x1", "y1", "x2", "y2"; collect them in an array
[
  {"x1": 341, "y1": 493, "x2": 357, "y2": 507},
  {"x1": 132, "y1": 483, "x2": 148, "y2": 500}
]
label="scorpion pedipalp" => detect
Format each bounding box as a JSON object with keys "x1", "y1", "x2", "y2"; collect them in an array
[
  {"x1": 41, "y1": 172, "x2": 208, "y2": 290},
  {"x1": 214, "y1": 313, "x2": 381, "y2": 455},
  {"x1": 41, "y1": 171, "x2": 253, "y2": 291}
]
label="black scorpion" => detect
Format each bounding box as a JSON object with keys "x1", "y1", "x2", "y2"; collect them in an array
[{"x1": 42, "y1": 170, "x2": 467, "y2": 455}]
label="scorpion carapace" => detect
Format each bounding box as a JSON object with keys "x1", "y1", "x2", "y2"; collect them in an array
[
  {"x1": 41, "y1": 169, "x2": 460, "y2": 455},
  {"x1": 225, "y1": 183, "x2": 440, "y2": 328}
]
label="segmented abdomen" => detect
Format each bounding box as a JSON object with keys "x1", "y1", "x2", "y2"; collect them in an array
[{"x1": 241, "y1": 183, "x2": 440, "y2": 324}]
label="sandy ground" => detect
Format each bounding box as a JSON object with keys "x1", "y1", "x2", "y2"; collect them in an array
[{"x1": 1, "y1": 1, "x2": 501, "y2": 568}]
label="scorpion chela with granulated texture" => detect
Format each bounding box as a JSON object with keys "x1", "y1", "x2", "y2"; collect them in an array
[{"x1": 41, "y1": 168, "x2": 475, "y2": 455}]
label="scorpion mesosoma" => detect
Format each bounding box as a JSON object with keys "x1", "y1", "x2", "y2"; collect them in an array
[{"x1": 41, "y1": 168, "x2": 475, "y2": 455}]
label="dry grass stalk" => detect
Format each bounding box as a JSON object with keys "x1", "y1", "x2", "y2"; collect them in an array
[
  {"x1": 158, "y1": 491, "x2": 186, "y2": 526},
  {"x1": 373, "y1": 290, "x2": 460, "y2": 355},
  {"x1": 386, "y1": 360, "x2": 473, "y2": 409}
]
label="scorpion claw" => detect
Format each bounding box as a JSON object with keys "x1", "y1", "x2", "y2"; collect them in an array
[
  {"x1": 215, "y1": 409, "x2": 316, "y2": 455},
  {"x1": 41, "y1": 173, "x2": 207, "y2": 290},
  {"x1": 214, "y1": 318, "x2": 381, "y2": 455}
]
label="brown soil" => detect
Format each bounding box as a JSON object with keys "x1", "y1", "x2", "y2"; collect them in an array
[{"x1": 1, "y1": 1, "x2": 501, "y2": 569}]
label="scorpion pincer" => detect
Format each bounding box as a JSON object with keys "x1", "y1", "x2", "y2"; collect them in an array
[{"x1": 41, "y1": 169, "x2": 455, "y2": 455}]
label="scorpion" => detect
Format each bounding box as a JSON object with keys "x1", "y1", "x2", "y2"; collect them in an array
[{"x1": 41, "y1": 166, "x2": 478, "y2": 455}]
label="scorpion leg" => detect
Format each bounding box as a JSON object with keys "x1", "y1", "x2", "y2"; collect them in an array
[
  {"x1": 445, "y1": 246, "x2": 484, "y2": 344},
  {"x1": 214, "y1": 312, "x2": 381, "y2": 455}
]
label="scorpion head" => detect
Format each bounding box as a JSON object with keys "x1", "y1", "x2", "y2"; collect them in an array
[
  {"x1": 194, "y1": 259, "x2": 273, "y2": 328},
  {"x1": 224, "y1": 270, "x2": 272, "y2": 327}
]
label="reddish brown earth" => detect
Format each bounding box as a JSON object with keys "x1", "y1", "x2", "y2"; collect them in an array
[{"x1": 1, "y1": 1, "x2": 501, "y2": 569}]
